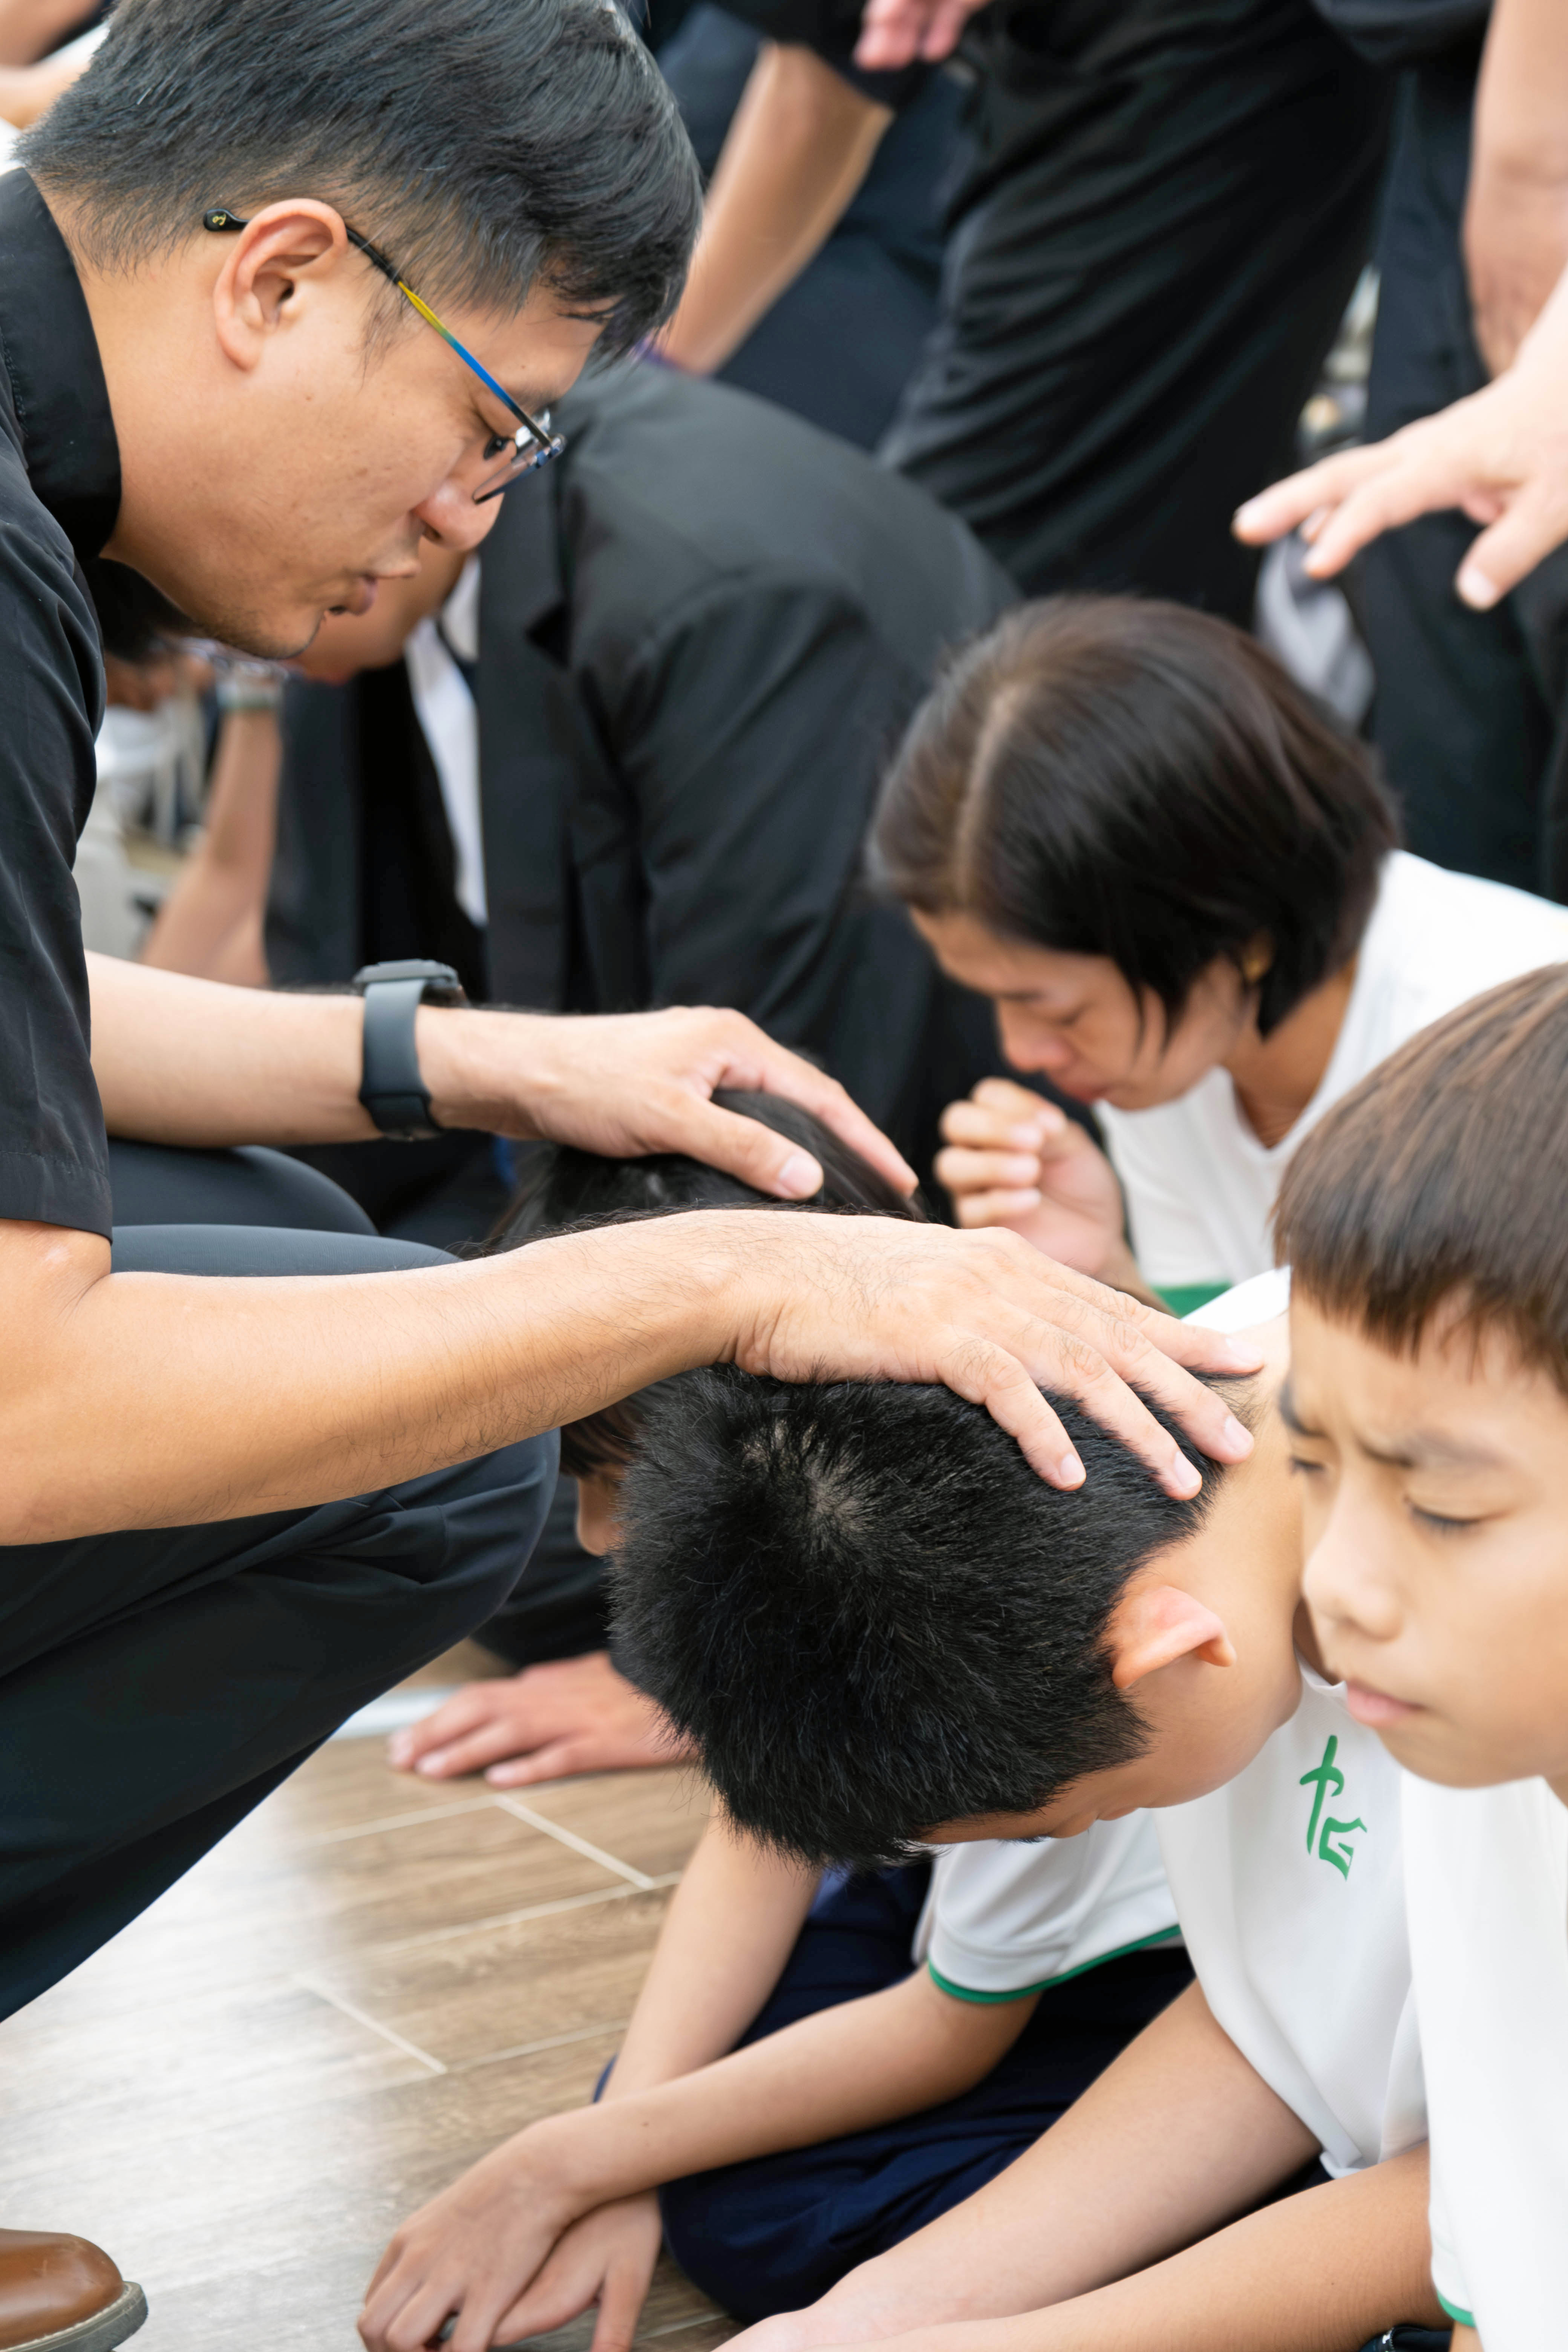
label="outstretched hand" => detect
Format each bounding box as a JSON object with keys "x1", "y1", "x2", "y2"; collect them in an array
[
  {"x1": 388, "y1": 1653, "x2": 693, "y2": 1788},
  {"x1": 421, "y1": 1003, "x2": 917, "y2": 1205},
  {"x1": 1233, "y1": 256, "x2": 1568, "y2": 609}
]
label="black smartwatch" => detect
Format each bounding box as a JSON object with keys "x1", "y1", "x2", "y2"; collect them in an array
[{"x1": 351, "y1": 960, "x2": 468, "y2": 1140}]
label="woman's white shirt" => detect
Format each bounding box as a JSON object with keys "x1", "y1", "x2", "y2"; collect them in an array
[{"x1": 1098, "y1": 852, "x2": 1568, "y2": 1294}]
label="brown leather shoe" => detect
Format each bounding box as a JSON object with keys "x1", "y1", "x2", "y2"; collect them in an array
[{"x1": 0, "y1": 2231, "x2": 146, "y2": 2352}]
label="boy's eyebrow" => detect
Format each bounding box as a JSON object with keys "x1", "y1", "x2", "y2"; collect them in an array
[
  {"x1": 1277, "y1": 1380, "x2": 1315, "y2": 1437},
  {"x1": 1358, "y1": 1429, "x2": 1507, "y2": 1474},
  {"x1": 1279, "y1": 1380, "x2": 1505, "y2": 1472}
]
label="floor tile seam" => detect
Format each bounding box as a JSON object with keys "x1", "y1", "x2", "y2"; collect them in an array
[
  {"x1": 282, "y1": 1795, "x2": 499, "y2": 1847},
  {"x1": 445, "y1": 2015, "x2": 631, "y2": 2073},
  {"x1": 292, "y1": 1970, "x2": 449, "y2": 2075},
  {"x1": 487, "y1": 1795, "x2": 660, "y2": 1889},
  {"x1": 332, "y1": 1873, "x2": 681, "y2": 1957}
]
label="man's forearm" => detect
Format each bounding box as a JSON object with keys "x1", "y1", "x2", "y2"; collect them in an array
[
  {"x1": 658, "y1": 43, "x2": 890, "y2": 375},
  {"x1": 0, "y1": 1212, "x2": 742, "y2": 1541},
  {"x1": 1465, "y1": 0, "x2": 1568, "y2": 374}
]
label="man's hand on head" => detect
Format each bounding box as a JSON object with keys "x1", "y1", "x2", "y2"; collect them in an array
[
  {"x1": 415, "y1": 1002, "x2": 919, "y2": 1201},
  {"x1": 702, "y1": 1212, "x2": 1259, "y2": 1496}
]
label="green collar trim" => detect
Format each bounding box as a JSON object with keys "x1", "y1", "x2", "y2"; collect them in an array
[
  {"x1": 928, "y1": 1924, "x2": 1183, "y2": 2004},
  {"x1": 1437, "y1": 2292, "x2": 1477, "y2": 2330}
]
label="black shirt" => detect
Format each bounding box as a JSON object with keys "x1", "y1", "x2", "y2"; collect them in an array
[
  {"x1": 270, "y1": 363, "x2": 1018, "y2": 1162},
  {"x1": 0, "y1": 171, "x2": 116, "y2": 1238}
]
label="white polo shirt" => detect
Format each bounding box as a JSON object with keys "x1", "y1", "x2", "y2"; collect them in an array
[
  {"x1": 1150, "y1": 1272, "x2": 1426, "y2": 2173},
  {"x1": 914, "y1": 1813, "x2": 1180, "y2": 2000},
  {"x1": 1403, "y1": 1772, "x2": 1568, "y2": 2348},
  {"x1": 1098, "y1": 852, "x2": 1568, "y2": 1305}
]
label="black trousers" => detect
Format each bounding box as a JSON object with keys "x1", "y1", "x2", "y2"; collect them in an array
[
  {"x1": 1361, "y1": 54, "x2": 1568, "y2": 897},
  {"x1": 0, "y1": 1141, "x2": 556, "y2": 2021},
  {"x1": 879, "y1": 9, "x2": 1390, "y2": 617}
]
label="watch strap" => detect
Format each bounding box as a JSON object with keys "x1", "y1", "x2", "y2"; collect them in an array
[{"x1": 352, "y1": 961, "x2": 466, "y2": 1140}]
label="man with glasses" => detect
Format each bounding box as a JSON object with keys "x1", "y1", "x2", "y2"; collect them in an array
[{"x1": 0, "y1": 1, "x2": 1257, "y2": 2342}]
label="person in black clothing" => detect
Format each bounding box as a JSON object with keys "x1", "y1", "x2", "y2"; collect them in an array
[
  {"x1": 194, "y1": 360, "x2": 1018, "y2": 1752},
  {"x1": 655, "y1": 0, "x2": 1391, "y2": 620},
  {"x1": 1312, "y1": 0, "x2": 1568, "y2": 897},
  {"x1": 0, "y1": 0, "x2": 1251, "y2": 2340},
  {"x1": 656, "y1": 3, "x2": 966, "y2": 447}
]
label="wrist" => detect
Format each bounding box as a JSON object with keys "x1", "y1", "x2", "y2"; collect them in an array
[{"x1": 414, "y1": 1004, "x2": 547, "y2": 1134}]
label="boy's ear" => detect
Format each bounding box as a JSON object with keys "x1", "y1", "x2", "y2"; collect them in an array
[{"x1": 1108, "y1": 1582, "x2": 1236, "y2": 1691}]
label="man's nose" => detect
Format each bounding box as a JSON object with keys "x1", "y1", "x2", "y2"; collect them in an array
[{"x1": 412, "y1": 473, "x2": 507, "y2": 553}]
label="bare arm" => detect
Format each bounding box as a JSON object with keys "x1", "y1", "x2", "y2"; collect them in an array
[
  {"x1": 139, "y1": 708, "x2": 280, "y2": 986},
  {"x1": 760, "y1": 2151, "x2": 1438, "y2": 2352},
  {"x1": 360, "y1": 1825, "x2": 1037, "y2": 2352},
  {"x1": 1465, "y1": 0, "x2": 1568, "y2": 376},
  {"x1": 607, "y1": 1812, "x2": 824, "y2": 2097},
  {"x1": 724, "y1": 1982, "x2": 1439, "y2": 2352},
  {"x1": 657, "y1": 43, "x2": 891, "y2": 376}
]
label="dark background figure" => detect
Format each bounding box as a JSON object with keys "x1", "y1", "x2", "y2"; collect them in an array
[
  {"x1": 675, "y1": 0, "x2": 1391, "y2": 619},
  {"x1": 263, "y1": 360, "x2": 1019, "y2": 1666},
  {"x1": 1320, "y1": 0, "x2": 1568, "y2": 897},
  {"x1": 657, "y1": 3, "x2": 968, "y2": 447}
]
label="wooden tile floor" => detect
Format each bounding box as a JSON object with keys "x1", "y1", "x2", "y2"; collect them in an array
[{"x1": 0, "y1": 1644, "x2": 731, "y2": 2352}]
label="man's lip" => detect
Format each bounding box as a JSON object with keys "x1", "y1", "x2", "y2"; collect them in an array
[{"x1": 1343, "y1": 1679, "x2": 1422, "y2": 1728}]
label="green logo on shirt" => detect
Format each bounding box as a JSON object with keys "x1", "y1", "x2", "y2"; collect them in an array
[{"x1": 1299, "y1": 1734, "x2": 1366, "y2": 1879}]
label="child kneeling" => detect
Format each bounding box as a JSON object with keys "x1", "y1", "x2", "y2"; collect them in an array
[{"x1": 359, "y1": 1099, "x2": 1188, "y2": 2352}]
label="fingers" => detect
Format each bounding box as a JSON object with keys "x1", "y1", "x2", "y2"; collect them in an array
[
  {"x1": 386, "y1": 1683, "x2": 505, "y2": 1776},
  {"x1": 485, "y1": 1737, "x2": 596, "y2": 1787},
  {"x1": 934, "y1": 1142, "x2": 1045, "y2": 1208},
  {"x1": 739, "y1": 1035, "x2": 917, "y2": 1196},
  {"x1": 853, "y1": 0, "x2": 932, "y2": 68},
  {"x1": 1231, "y1": 449, "x2": 1381, "y2": 546},
  {"x1": 1457, "y1": 476, "x2": 1568, "y2": 606}
]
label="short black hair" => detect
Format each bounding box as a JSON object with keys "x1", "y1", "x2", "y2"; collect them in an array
[
  {"x1": 612, "y1": 1370, "x2": 1233, "y2": 1869},
  {"x1": 1278, "y1": 962, "x2": 1568, "y2": 1394},
  {"x1": 24, "y1": 0, "x2": 700, "y2": 356},
  {"x1": 871, "y1": 596, "x2": 1398, "y2": 1041},
  {"x1": 492, "y1": 1089, "x2": 924, "y2": 1476}
]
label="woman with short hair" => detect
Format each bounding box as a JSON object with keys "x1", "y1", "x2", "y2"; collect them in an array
[{"x1": 873, "y1": 595, "x2": 1568, "y2": 1313}]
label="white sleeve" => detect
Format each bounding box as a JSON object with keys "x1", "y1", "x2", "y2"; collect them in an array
[
  {"x1": 917, "y1": 1818, "x2": 1179, "y2": 2000},
  {"x1": 1428, "y1": 2148, "x2": 1475, "y2": 2331}
]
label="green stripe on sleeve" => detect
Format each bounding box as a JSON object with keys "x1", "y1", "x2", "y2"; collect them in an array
[
  {"x1": 928, "y1": 1925, "x2": 1184, "y2": 2005},
  {"x1": 1156, "y1": 1282, "x2": 1232, "y2": 1320},
  {"x1": 1437, "y1": 2293, "x2": 1477, "y2": 2330}
]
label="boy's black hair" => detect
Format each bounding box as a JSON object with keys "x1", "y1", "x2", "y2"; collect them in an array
[
  {"x1": 871, "y1": 595, "x2": 1398, "y2": 1041},
  {"x1": 1277, "y1": 962, "x2": 1568, "y2": 1393},
  {"x1": 612, "y1": 1369, "x2": 1233, "y2": 1870},
  {"x1": 24, "y1": 0, "x2": 701, "y2": 357},
  {"x1": 492, "y1": 1089, "x2": 924, "y2": 1477}
]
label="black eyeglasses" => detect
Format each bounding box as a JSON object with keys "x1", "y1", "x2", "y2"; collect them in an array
[{"x1": 203, "y1": 207, "x2": 566, "y2": 502}]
